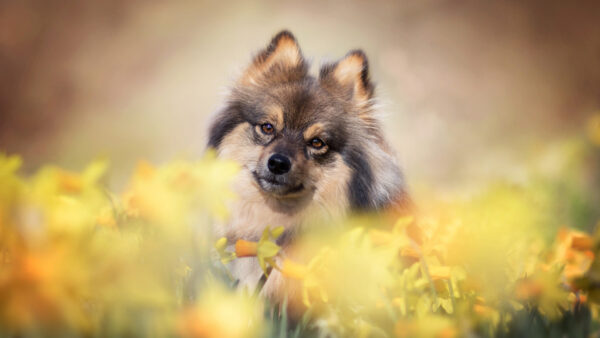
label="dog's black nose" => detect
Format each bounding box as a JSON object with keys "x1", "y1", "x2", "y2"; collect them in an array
[{"x1": 267, "y1": 154, "x2": 291, "y2": 175}]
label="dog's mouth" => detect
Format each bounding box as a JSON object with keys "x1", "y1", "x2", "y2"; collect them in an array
[{"x1": 252, "y1": 171, "x2": 304, "y2": 196}]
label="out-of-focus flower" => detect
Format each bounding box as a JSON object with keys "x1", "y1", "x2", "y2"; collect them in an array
[
  {"x1": 215, "y1": 237, "x2": 236, "y2": 265},
  {"x1": 0, "y1": 243, "x2": 94, "y2": 332},
  {"x1": 280, "y1": 258, "x2": 309, "y2": 280},
  {"x1": 285, "y1": 228, "x2": 395, "y2": 313},
  {"x1": 514, "y1": 268, "x2": 570, "y2": 319},
  {"x1": 279, "y1": 249, "x2": 331, "y2": 307},
  {"x1": 194, "y1": 150, "x2": 240, "y2": 220},
  {"x1": 395, "y1": 315, "x2": 458, "y2": 338},
  {"x1": 552, "y1": 228, "x2": 594, "y2": 282},
  {"x1": 96, "y1": 206, "x2": 117, "y2": 229},
  {"x1": 368, "y1": 215, "x2": 413, "y2": 248},
  {"x1": 177, "y1": 283, "x2": 264, "y2": 338},
  {"x1": 122, "y1": 153, "x2": 238, "y2": 226},
  {"x1": 0, "y1": 154, "x2": 244, "y2": 336},
  {"x1": 586, "y1": 113, "x2": 600, "y2": 146}
]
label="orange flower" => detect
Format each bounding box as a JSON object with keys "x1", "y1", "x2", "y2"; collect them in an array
[
  {"x1": 400, "y1": 247, "x2": 420, "y2": 259},
  {"x1": 279, "y1": 259, "x2": 308, "y2": 280},
  {"x1": 57, "y1": 170, "x2": 83, "y2": 193},
  {"x1": 571, "y1": 235, "x2": 593, "y2": 251},
  {"x1": 473, "y1": 304, "x2": 495, "y2": 317},
  {"x1": 568, "y1": 292, "x2": 588, "y2": 305},
  {"x1": 178, "y1": 308, "x2": 229, "y2": 338},
  {"x1": 96, "y1": 207, "x2": 117, "y2": 228},
  {"x1": 134, "y1": 160, "x2": 155, "y2": 180},
  {"x1": 234, "y1": 240, "x2": 258, "y2": 257},
  {"x1": 429, "y1": 266, "x2": 452, "y2": 281},
  {"x1": 394, "y1": 320, "x2": 417, "y2": 338},
  {"x1": 438, "y1": 327, "x2": 458, "y2": 338},
  {"x1": 369, "y1": 229, "x2": 393, "y2": 246},
  {"x1": 553, "y1": 228, "x2": 594, "y2": 281},
  {"x1": 515, "y1": 279, "x2": 543, "y2": 300}
]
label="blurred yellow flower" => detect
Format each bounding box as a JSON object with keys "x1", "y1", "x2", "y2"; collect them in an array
[
  {"x1": 586, "y1": 113, "x2": 600, "y2": 146},
  {"x1": 395, "y1": 315, "x2": 458, "y2": 338},
  {"x1": 177, "y1": 283, "x2": 264, "y2": 338},
  {"x1": 215, "y1": 237, "x2": 236, "y2": 265},
  {"x1": 514, "y1": 269, "x2": 569, "y2": 319}
]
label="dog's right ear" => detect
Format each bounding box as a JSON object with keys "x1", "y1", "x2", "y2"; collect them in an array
[
  {"x1": 319, "y1": 50, "x2": 374, "y2": 109},
  {"x1": 240, "y1": 30, "x2": 307, "y2": 85}
]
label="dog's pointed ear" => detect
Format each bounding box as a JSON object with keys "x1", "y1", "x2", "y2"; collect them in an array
[
  {"x1": 241, "y1": 30, "x2": 307, "y2": 84},
  {"x1": 319, "y1": 50, "x2": 374, "y2": 108}
]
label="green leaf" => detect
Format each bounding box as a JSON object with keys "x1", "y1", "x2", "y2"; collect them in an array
[
  {"x1": 279, "y1": 295, "x2": 288, "y2": 338},
  {"x1": 258, "y1": 257, "x2": 267, "y2": 275}
]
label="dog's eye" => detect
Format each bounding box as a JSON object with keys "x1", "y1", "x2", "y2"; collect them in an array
[
  {"x1": 261, "y1": 123, "x2": 275, "y2": 134},
  {"x1": 309, "y1": 138, "x2": 325, "y2": 149}
]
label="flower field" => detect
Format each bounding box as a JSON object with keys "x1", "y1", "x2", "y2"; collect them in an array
[{"x1": 1, "y1": 119, "x2": 600, "y2": 337}]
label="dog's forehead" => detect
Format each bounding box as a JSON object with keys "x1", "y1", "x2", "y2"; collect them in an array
[{"x1": 268, "y1": 81, "x2": 342, "y2": 130}]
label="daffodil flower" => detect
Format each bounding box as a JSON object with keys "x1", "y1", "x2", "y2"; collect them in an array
[
  {"x1": 214, "y1": 237, "x2": 236, "y2": 265},
  {"x1": 230, "y1": 226, "x2": 284, "y2": 276},
  {"x1": 278, "y1": 248, "x2": 332, "y2": 307},
  {"x1": 586, "y1": 113, "x2": 600, "y2": 146}
]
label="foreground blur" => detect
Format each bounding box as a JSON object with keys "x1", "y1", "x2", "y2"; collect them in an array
[{"x1": 0, "y1": 117, "x2": 599, "y2": 337}]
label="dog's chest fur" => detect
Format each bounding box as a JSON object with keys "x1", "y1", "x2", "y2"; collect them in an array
[{"x1": 213, "y1": 171, "x2": 309, "y2": 294}]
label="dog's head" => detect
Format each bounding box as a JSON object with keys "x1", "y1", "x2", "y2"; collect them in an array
[{"x1": 208, "y1": 31, "x2": 404, "y2": 211}]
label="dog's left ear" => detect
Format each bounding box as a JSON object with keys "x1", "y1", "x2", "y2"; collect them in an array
[
  {"x1": 319, "y1": 50, "x2": 374, "y2": 109},
  {"x1": 240, "y1": 30, "x2": 307, "y2": 85}
]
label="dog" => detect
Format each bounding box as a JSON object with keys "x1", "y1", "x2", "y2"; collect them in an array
[{"x1": 207, "y1": 30, "x2": 409, "y2": 301}]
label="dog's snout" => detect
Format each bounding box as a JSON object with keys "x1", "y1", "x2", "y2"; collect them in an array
[{"x1": 267, "y1": 154, "x2": 291, "y2": 175}]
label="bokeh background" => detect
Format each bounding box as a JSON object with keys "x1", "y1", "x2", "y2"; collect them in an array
[{"x1": 1, "y1": 0, "x2": 599, "y2": 195}]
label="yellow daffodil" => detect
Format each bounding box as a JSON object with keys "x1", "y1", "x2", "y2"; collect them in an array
[
  {"x1": 233, "y1": 226, "x2": 284, "y2": 276},
  {"x1": 177, "y1": 283, "x2": 264, "y2": 338},
  {"x1": 214, "y1": 237, "x2": 236, "y2": 265}
]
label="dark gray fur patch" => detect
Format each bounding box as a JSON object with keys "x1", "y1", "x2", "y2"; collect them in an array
[
  {"x1": 342, "y1": 146, "x2": 375, "y2": 210},
  {"x1": 207, "y1": 105, "x2": 244, "y2": 148}
]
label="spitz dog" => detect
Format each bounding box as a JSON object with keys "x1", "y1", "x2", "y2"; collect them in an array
[{"x1": 208, "y1": 30, "x2": 409, "y2": 299}]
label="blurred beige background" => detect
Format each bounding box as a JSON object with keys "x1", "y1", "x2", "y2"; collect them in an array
[{"x1": 1, "y1": 0, "x2": 599, "y2": 191}]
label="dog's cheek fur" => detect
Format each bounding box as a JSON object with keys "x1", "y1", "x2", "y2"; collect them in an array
[
  {"x1": 309, "y1": 153, "x2": 352, "y2": 217},
  {"x1": 342, "y1": 127, "x2": 405, "y2": 211},
  {"x1": 363, "y1": 140, "x2": 405, "y2": 208},
  {"x1": 207, "y1": 105, "x2": 244, "y2": 149},
  {"x1": 215, "y1": 122, "x2": 262, "y2": 171},
  {"x1": 343, "y1": 146, "x2": 375, "y2": 209}
]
